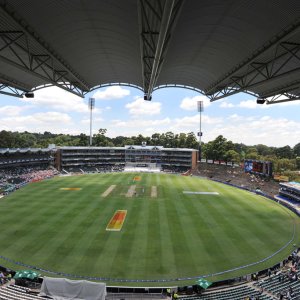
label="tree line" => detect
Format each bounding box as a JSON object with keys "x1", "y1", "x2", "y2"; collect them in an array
[
  {"x1": 0, "y1": 129, "x2": 199, "y2": 149},
  {"x1": 0, "y1": 129, "x2": 299, "y2": 173},
  {"x1": 202, "y1": 135, "x2": 300, "y2": 175}
]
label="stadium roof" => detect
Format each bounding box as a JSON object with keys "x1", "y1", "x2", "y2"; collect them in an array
[{"x1": 0, "y1": 0, "x2": 299, "y2": 104}]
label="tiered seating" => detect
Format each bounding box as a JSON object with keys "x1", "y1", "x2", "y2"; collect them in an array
[
  {"x1": 255, "y1": 271, "x2": 300, "y2": 299},
  {"x1": 179, "y1": 284, "x2": 274, "y2": 300},
  {"x1": 0, "y1": 285, "x2": 48, "y2": 300}
]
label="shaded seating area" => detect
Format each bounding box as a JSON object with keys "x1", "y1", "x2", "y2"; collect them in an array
[
  {"x1": 0, "y1": 284, "x2": 48, "y2": 300},
  {"x1": 255, "y1": 270, "x2": 300, "y2": 299},
  {"x1": 178, "y1": 285, "x2": 274, "y2": 300}
]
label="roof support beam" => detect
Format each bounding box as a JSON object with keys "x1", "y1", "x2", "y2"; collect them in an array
[
  {"x1": 205, "y1": 18, "x2": 300, "y2": 96},
  {"x1": 145, "y1": 0, "x2": 174, "y2": 100},
  {"x1": 208, "y1": 39, "x2": 300, "y2": 101},
  {"x1": 0, "y1": 49, "x2": 85, "y2": 97},
  {"x1": 0, "y1": 2, "x2": 90, "y2": 96},
  {"x1": 265, "y1": 93, "x2": 300, "y2": 105},
  {"x1": 260, "y1": 79, "x2": 300, "y2": 98},
  {"x1": 0, "y1": 72, "x2": 31, "y2": 92},
  {"x1": 0, "y1": 83, "x2": 24, "y2": 98},
  {"x1": 138, "y1": 0, "x2": 184, "y2": 100}
]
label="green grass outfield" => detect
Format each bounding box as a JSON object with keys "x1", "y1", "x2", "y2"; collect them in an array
[{"x1": 0, "y1": 172, "x2": 299, "y2": 287}]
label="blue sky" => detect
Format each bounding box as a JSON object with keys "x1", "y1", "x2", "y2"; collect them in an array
[{"x1": 0, "y1": 85, "x2": 299, "y2": 147}]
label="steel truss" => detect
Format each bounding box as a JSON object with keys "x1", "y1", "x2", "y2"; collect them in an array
[
  {"x1": 0, "y1": 83, "x2": 23, "y2": 98},
  {"x1": 88, "y1": 83, "x2": 144, "y2": 94},
  {"x1": 0, "y1": 72, "x2": 31, "y2": 97},
  {"x1": 206, "y1": 19, "x2": 300, "y2": 102},
  {"x1": 256, "y1": 79, "x2": 300, "y2": 104},
  {"x1": 153, "y1": 84, "x2": 205, "y2": 94},
  {"x1": 0, "y1": 2, "x2": 90, "y2": 98},
  {"x1": 138, "y1": 0, "x2": 184, "y2": 100},
  {"x1": 265, "y1": 93, "x2": 300, "y2": 105}
]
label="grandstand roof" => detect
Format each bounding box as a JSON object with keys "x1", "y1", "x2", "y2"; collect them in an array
[
  {"x1": 0, "y1": 0, "x2": 300, "y2": 104},
  {"x1": 0, "y1": 148, "x2": 52, "y2": 154}
]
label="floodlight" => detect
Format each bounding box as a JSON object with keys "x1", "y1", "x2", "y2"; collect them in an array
[
  {"x1": 257, "y1": 98, "x2": 266, "y2": 104},
  {"x1": 24, "y1": 92, "x2": 34, "y2": 98}
]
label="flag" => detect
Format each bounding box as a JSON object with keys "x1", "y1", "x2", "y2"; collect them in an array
[{"x1": 197, "y1": 278, "x2": 212, "y2": 289}]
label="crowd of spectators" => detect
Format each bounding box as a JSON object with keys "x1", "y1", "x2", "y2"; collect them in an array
[
  {"x1": 194, "y1": 163, "x2": 280, "y2": 197},
  {"x1": 0, "y1": 166, "x2": 59, "y2": 195},
  {"x1": 162, "y1": 166, "x2": 190, "y2": 173}
]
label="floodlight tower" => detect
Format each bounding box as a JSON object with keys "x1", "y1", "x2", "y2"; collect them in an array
[
  {"x1": 197, "y1": 100, "x2": 204, "y2": 162},
  {"x1": 88, "y1": 98, "x2": 95, "y2": 146}
]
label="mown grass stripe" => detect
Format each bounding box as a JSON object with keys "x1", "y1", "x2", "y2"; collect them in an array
[{"x1": 0, "y1": 173, "x2": 298, "y2": 286}]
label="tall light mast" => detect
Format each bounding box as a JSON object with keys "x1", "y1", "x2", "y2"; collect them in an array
[
  {"x1": 197, "y1": 100, "x2": 204, "y2": 162},
  {"x1": 89, "y1": 98, "x2": 95, "y2": 146}
]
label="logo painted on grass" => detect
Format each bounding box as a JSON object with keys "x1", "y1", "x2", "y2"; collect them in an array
[
  {"x1": 60, "y1": 188, "x2": 82, "y2": 191},
  {"x1": 133, "y1": 176, "x2": 141, "y2": 181},
  {"x1": 106, "y1": 210, "x2": 127, "y2": 231}
]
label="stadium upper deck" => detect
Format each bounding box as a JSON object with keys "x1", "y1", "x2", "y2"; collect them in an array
[{"x1": 56, "y1": 145, "x2": 198, "y2": 172}]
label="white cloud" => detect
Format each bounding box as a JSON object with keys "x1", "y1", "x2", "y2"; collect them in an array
[
  {"x1": 92, "y1": 86, "x2": 130, "y2": 100},
  {"x1": 238, "y1": 100, "x2": 258, "y2": 109},
  {"x1": 204, "y1": 114, "x2": 300, "y2": 147},
  {"x1": 125, "y1": 97, "x2": 161, "y2": 116},
  {"x1": 0, "y1": 105, "x2": 28, "y2": 116},
  {"x1": 228, "y1": 114, "x2": 243, "y2": 121},
  {"x1": 173, "y1": 114, "x2": 222, "y2": 129},
  {"x1": 105, "y1": 114, "x2": 222, "y2": 138},
  {"x1": 219, "y1": 101, "x2": 235, "y2": 108},
  {"x1": 0, "y1": 112, "x2": 73, "y2": 134},
  {"x1": 227, "y1": 114, "x2": 256, "y2": 122},
  {"x1": 21, "y1": 86, "x2": 98, "y2": 113},
  {"x1": 105, "y1": 118, "x2": 171, "y2": 137},
  {"x1": 111, "y1": 118, "x2": 170, "y2": 128},
  {"x1": 2, "y1": 112, "x2": 71, "y2": 124},
  {"x1": 180, "y1": 95, "x2": 210, "y2": 111},
  {"x1": 81, "y1": 117, "x2": 104, "y2": 124}
]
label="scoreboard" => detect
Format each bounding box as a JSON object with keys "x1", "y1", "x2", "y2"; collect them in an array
[{"x1": 244, "y1": 160, "x2": 272, "y2": 176}]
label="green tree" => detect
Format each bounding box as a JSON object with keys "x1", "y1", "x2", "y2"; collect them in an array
[
  {"x1": 295, "y1": 157, "x2": 300, "y2": 170},
  {"x1": 178, "y1": 133, "x2": 187, "y2": 148},
  {"x1": 111, "y1": 136, "x2": 126, "y2": 147},
  {"x1": 134, "y1": 134, "x2": 146, "y2": 145},
  {"x1": 98, "y1": 128, "x2": 107, "y2": 135},
  {"x1": 274, "y1": 158, "x2": 296, "y2": 173},
  {"x1": 0, "y1": 130, "x2": 15, "y2": 148},
  {"x1": 78, "y1": 133, "x2": 89, "y2": 146},
  {"x1": 211, "y1": 135, "x2": 227, "y2": 162},
  {"x1": 256, "y1": 144, "x2": 274, "y2": 156},
  {"x1": 245, "y1": 147, "x2": 259, "y2": 160},
  {"x1": 224, "y1": 150, "x2": 240, "y2": 163},
  {"x1": 186, "y1": 132, "x2": 198, "y2": 149},
  {"x1": 15, "y1": 132, "x2": 37, "y2": 148},
  {"x1": 165, "y1": 131, "x2": 175, "y2": 148},
  {"x1": 124, "y1": 138, "x2": 134, "y2": 145},
  {"x1": 294, "y1": 143, "x2": 300, "y2": 157},
  {"x1": 275, "y1": 145, "x2": 294, "y2": 159},
  {"x1": 93, "y1": 128, "x2": 109, "y2": 146},
  {"x1": 202, "y1": 141, "x2": 214, "y2": 162},
  {"x1": 151, "y1": 133, "x2": 161, "y2": 145}
]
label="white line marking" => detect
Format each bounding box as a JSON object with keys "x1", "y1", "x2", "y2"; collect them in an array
[{"x1": 183, "y1": 191, "x2": 219, "y2": 195}]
